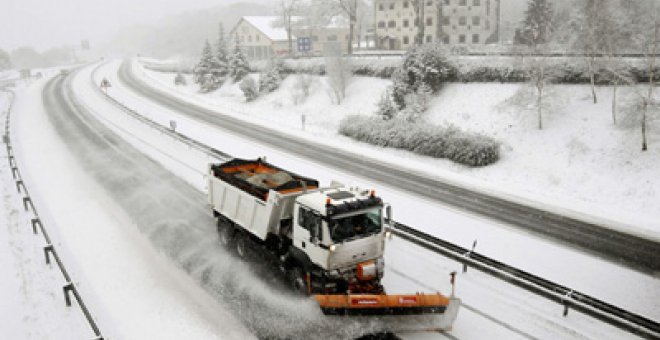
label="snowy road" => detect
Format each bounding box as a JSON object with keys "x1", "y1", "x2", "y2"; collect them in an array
[
  {"x1": 117, "y1": 60, "x2": 660, "y2": 274},
  {"x1": 59, "y1": 61, "x2": 655, "y2": 338}
]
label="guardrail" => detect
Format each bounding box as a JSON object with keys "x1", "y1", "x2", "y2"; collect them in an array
[
  {"x1": 91, "y1": 62, "x2": 660, "y2": 339},
  {"x1": 1, "y1": 86, "x2": 104, "y2": 340}
]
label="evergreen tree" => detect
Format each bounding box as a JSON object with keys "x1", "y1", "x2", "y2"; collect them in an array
[
  {"x1": 193, "y1": 40, "x2": 223, "y2": 93},
  {"x1": 215, "y1": 23, "x2": 229, "y2": 77},
  {"x1": 259, "y1": 59, "x2": 284, "y2": 93},
  {"x1": 519, "y1": 0, "x2": 554, "y2": 46},
  {"x1": 193, "y1": 40, "x2": 214, "y2": 85},
  {"x1": 228, "y1": 36, "x2": 250, "y2": 82}
]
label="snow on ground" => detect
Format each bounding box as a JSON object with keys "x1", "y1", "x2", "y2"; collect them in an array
[
  {"x1": 9, "y1": 76, "x2": 255, "y2": 339},
  {"x1": 85, "y1": 61, "x2": 646, "y2": 339},
  {"x1": 97, "y1": 60, "x2": 660, "y2": 325},
  {"x1": 139, "y1": 60, "x2": 660, "y2": 238},
  {"x1": 0, "y1": 89, "x2": 90, "y2": 339}
]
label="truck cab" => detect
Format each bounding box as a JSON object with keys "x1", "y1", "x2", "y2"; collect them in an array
[{"x1": 292, "y1": 187, "x2": 390, "y2": 281}]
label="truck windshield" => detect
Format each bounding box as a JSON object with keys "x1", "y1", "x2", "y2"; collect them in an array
[{"x1": 329, "y1": 209, "x2": 382, "y2": 243}]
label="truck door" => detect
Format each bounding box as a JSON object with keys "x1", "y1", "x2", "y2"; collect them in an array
[{"x1": 294, "y1": 206, "x2": 328, "y2": 268}]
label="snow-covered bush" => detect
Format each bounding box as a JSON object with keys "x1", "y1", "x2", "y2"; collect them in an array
[
  {"x1": 400, "y1": 83, "x2": 433, "y2": 123},
  {"x1": 326, "y1": 53, "x2": 352, "y2": 105},
  {"x1": 174, "y1": 72, "x2": 187, "y2": 86},
  {"x1": 338, "y1": 115, "x2": 500, "y2": 167},
  {"x1": 239, "y1": 76, "x2": 259, "y2": 102},
  {"x1": 401, "y1": 44, "x2": 456, "y2": 92},
  {"x1": 376, "y1": 90, "x2": 398, "y2": 120},
  {"x1": 259, "y1": 59, "x2": 284, "y2": 93}
]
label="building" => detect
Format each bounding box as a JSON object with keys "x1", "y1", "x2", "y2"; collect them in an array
[
  {"x1": 230, "y1": 16, "x2": 351, "y2": 59},
  {"x1": 374, "y1": 0, "x2": 500, "y2": 50}
]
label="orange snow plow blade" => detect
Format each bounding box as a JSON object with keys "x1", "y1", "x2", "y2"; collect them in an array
[{"x1": 315, "y1": 293, "x2": 451, "y2": 316}]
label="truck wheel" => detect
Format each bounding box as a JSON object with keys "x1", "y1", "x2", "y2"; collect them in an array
[
  {"x1": 287, "y1": 267, "x2": 308, "y2": 295},
  {"x1": 219, "y1": 222, "x2": 234, "y2": 247}
]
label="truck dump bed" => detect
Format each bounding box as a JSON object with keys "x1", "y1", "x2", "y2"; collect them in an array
[{"x1": 210, "y1": 158, "x2": 319, "y2": 201}]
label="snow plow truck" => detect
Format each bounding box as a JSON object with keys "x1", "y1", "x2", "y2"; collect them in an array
[{"x1": 208, "y1": 158, "x2": 460, "y2": 330}]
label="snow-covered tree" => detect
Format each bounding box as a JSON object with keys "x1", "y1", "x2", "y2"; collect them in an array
[
  {"x1": 325, "y1": 43, "x2": 352, "y2": 104},
  {"x1": 401, "y1": 83, "x2": 433, "y2": 123},
  {"x1": 259, "y1": 59, "x2": 284, "y2": 93},
  {"x1": 376, "y1": 90, "x2": 398, "y2": 120},
  {"x1": 517, "y1": 0, "x2": 553, "y2": 46},
  {"x1": 228, "y1": 36, "x2": 250, "y2": 82},
  {"x1": 275, "y1": 0, "x2": 301, "y2": 55},
  {"x1": 193, "y1": 40, "x2": 224, "y2": 93},
  {"x1": 215, "y1": 23, "x2": 229, "y2": 77}
]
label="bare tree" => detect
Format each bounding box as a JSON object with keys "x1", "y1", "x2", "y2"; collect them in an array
[
  {"x1": 324, "y1": 44, "x2": 352, "y2": 104},
  {"x1": 626, "y1": 0, "x2": 660, "y2": 151},
  {"x1": 276, "y1": 0, "x2": 301, "y2": 56}
]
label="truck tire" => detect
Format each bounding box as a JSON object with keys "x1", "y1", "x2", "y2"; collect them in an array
[
  {"x1": 287, "y1": 267, "x2": 308, "y2": 295},
  {"x1": 219, "y1": 221, "x2": 235, "y2": 247}
]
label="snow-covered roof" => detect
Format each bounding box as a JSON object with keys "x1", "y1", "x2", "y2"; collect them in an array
[{"x1": 241, "y1": 16, "x2": 293, "y2": 42}]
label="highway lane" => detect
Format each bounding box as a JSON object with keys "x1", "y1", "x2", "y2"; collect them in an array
[{"x1": 118, "y1": 60, "x2": 660, "y2": 274}]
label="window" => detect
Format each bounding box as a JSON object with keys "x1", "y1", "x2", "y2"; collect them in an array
[
  {"x1": 459, "y1": 0, "x2": 467, "y2": 5},
  {"x1": 473, "y1": 16, "x2": 480, "y2": 25},
  {"x1": 403, "y1": 1, "x2": 408, "y2": 8},
  {"x1": 388, "y1": 20, "x2": 396, "y2": 28},
  {"x1": 426, "y1": 17, "x2": 433, "y2": 26},
  {"x1": 443, "y1": 16, "x2": 450, "y2": 25},
  {"x1": 443, "y1": 36, "x2": 450, "y2": 44},
  {"x1": 379, "y1": 3, "x2": 384, "y2": 10},
  {"x1": 403, "y1": 36, "x2": 409, "y2": 44},
  {"x1": 414, "y1": 18, "x2": 419, "y2": 27},
  {"x1": 472, "y1": 34, "x2": 479, "y2": 43},
  {"x1": 426, "y1": 35, "x2": 432, "y2": 43},
  {"x1": 459, "y1": 34, "x2": 466, "y2": 43},
  {"x1": 328, "y1": 210, "x2": 382, "y2": 243},
  {"x1": 459, "y1": 16, "x2": 466, "y2": 25},
  {"x1": 299, "y1": 208, "x2": 322, "y2": 241},
  {"x1": 327, "y1": 34, "x2": 338, "y2": 41},
  {"x1": 390, "y1": 3, "x2": 395, "y2": 9},
  {"x1": 444, "y1": 0, "x2": 450, "y2": 4},
  {"x1": 256, "y1": 35, "x2": 260, "y2": 42},
  {"x1": 473, "y1": 0, "x2": 480, "y2": 5},
  {"x1": 378, "y1": 21, "x2": 386, "y2": 28},
  {"x1": 426, "y1": 0, "x2": 432, "y2": 5},
  {"x1": 403, "y1": 19, "x2": 409, "y2": 28}
]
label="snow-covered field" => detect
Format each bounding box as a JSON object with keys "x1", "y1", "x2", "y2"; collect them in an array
[{"x1": 138, "y1": 61, "x2": 660, "y2": 238}]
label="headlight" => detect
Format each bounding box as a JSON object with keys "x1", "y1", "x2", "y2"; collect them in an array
[
  {"x1": 329, "y1": 244, "x2": 337, "y2": 252},
  {"x1": 385, "y1": 230, "x2": 392, "y2": 239}
]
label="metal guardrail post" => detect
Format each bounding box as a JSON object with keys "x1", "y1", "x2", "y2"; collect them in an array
[
  {"x1": 63, "y1": 283, "x2": 74, "y2": 307},
  {"x1": 22, "y1": 196, "x2": 32, "y2": 212},
  {"x1": 15, "y1": 179, "x2": 23, "y2": 193},
  {"x1": 31, "y1": 218, "x2": 41, "y2": 235},
  {"x1": 44, "y1": 244, "x2": 54, "y2": 265}
]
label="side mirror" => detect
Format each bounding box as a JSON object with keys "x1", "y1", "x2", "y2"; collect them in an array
[{"x1": 385, "y1": 204, "x2": 392, "y2": 225}]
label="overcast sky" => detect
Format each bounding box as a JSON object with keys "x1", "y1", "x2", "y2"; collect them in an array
[
  {"x1": 0, "y1": 0, "x2": 257, "y2": 51},
  {"x1": 1, "y1": 0, "x2": 528, "y2": 52}
]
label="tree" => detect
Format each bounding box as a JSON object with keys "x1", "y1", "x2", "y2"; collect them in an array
[
  {"x1": 625, "y1": 0, "x2": 660, "y2": 151},
  {"x1": 193, "y1": 40, "x2": 223, "y2": 93},
  {"x1": 325, "y1": 43, "x2": 352, "y2": 104},
  {"x1": 215, "y1": 23, "x2": 229, "y2": 77},
  {"x1": 517, "y1": 0, "x2": 555, "y2": 130},
  {"x1": 518, "y1": 0, "x2": 553, "y2": 47},
  {"x1": 332, "y1": 0, "x2": 358, "y2": 54},
  {"x1": 410, "y1": 0, "x2": 426, "y2": 45},
  {"x1": 275, "y1": 0, "x2": 300, "y2": 55},
  {"x1": 228, "y1": 36, "x2": 250, "y2": 82},
  {"x1": 0, "y1": 49, "x2": 10, "y2": 70}
]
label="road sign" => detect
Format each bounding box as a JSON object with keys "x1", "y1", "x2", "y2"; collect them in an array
[{"x1": 297, "y1": 37, "x2": 312, "y2": 53}]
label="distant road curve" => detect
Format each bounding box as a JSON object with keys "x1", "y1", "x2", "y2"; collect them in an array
[{"x1": 118, "y1": 60, "x2": 660, "y2": 273}]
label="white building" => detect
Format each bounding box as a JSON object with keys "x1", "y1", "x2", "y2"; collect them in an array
[
  {"x1": 230, "y1": 16, "x2": 351, "y2": 59},
  {"x1": 374, "y1": 0, "x2": 500, "y2": 50}
]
